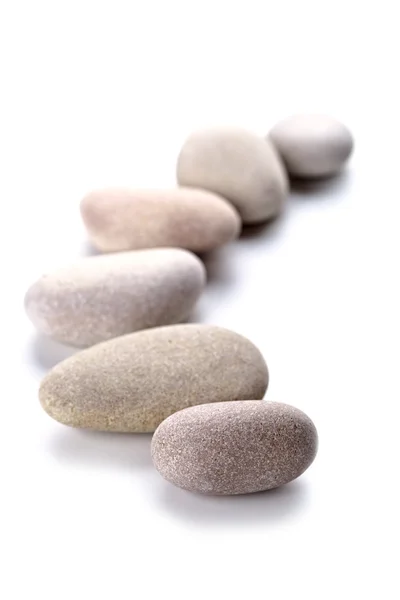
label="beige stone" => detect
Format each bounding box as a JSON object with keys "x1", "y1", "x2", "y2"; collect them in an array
[
  {"x1": 176, "y1": 127, "x2": 288, "y2": 224},
  {"x1": 269, "y1": 114, "x2": 354, "y2": 178},
  {"x1": 39, "y1": 325, "x2": 269, "y2": 432},
  {"x1": 25, "y1": 248, "x2": 205, "y2": 347},
  {"x1": 80, "y1": 187, "x2": 241, "y2": 253},
  {"x1": 152, "y1": 401, "x2": 318, "y2": 495}
]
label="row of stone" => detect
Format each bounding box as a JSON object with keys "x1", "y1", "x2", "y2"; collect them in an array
[
  {"x1": 39, "y1": 324, "x2": 318, "y2": 495},
  {"x1": 82, "y1": 115, "x2": 353, "y2": 251},
  {"x1": 26, "y1": 114, "x2": 352, "y2": 495},
  {"x1": 26, "y1": 115, "x2": 353, "y2": 348}
]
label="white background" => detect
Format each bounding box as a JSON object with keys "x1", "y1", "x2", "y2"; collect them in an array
[{"x1": 1, "y1": 1, "x2": 399, "y2": 598}]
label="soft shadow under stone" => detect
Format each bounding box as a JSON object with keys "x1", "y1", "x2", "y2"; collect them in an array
[
  {"x1": 29, "y1": 333, "x2": 77, "y2": 375},
  {"x1": 78, "y1": 239, "x2": 101, "y2": 257},
  {"x1": 240, "y1": 215, "x2": 282, "y2": 240},
  {"x1": 289, "y1": 169, "x2": 352, "y2": 198},
  {"x1": 197, "y1": 246, "x2": 237, "y2": 285},
  {"x1": 49, "y1": 428, "x2": 153, "y2": 472},
  {"x1": 153, "y1": 478, "x2": 310, "y2": 528}
]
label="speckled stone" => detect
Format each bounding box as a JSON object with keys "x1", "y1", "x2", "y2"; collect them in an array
[
  {"x1": 39, "y1": 325, "x2": 269, "y2": 432},
  {"x1": 176, "y1": 127, "x2": 288, "y2": 224},
  {"x1": 269, "y1": 114, "x2": 353, "y2": 178},
  {"x1": 152, "y1": 401, "x2": 318, "y2": 495},
  {"x1": 25, "y1": 248, "x2": 205, "y2": 347},
  {"x1": 80, "y1": 187, "x2": 241, "y2": 253}
]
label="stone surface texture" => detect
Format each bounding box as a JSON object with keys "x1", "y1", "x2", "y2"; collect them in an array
[
  {"x1": 80, "y1": 187, "x2": 241, "y2": 253},
  {"x1": 39, "y1": 325, "x2": 269, "y2": 432},
  {"x1": 176, "y1": 127, "x2": 288, "y2": 224},
  {"x1": 152, "y1": 400, "x2": 318, "y2": 495},
  {"x1": 269, "y1": 114, "x2": 353, "y2": 178},
  {"x1": 25, "y1": 248, "x2": 205, "y2": 347}
]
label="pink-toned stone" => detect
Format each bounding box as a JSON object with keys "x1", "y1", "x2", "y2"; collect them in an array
[{"x1": 80, "y1": 187, "x2": 241, "y2": 253}]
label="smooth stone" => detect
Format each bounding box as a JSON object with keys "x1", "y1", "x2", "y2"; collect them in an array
[
  {"x1": 39, "y1": 324, "x2": 269, "y2": 432},
  {"x1": 269, "y1": 114, "x2": 354, "y2": 178},
  {"x1": 80, "y1": 187, "x2": 241, "y2": 253},
  {"x1": 176, "y1": 127, "x2": 288, "y2": 224},
  {"x1": 25, "y1": 248, "x2": 206, "y2": 347},
  {"x1": 152, "y1": 401, "x2": 318, "y2": 495}
]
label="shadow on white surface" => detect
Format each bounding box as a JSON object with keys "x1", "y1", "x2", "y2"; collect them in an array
[
  {"x1": 238, "y1": 211, "x2": 289, "y2": 249},
  {"x1": 289, "y1": 169, "x2": 352, "y2": 199},
  {"x1": 153, "y1": 478, "x2": 310, "y2": 528},
  {"x1": 49, "y1": 428, "x2": 153, "y2": 471},
  {"x1": 79, "y1": 239, "x2": 101, "y2": 257},
  {"x1": 198, "y1": 246, "x2": 237, "y2": 285},
  {"x1": 186, "y1": 246, "x2": 238, "y2": 324},
  {"x1": 28, "y1": 334, "x2": 78, "y2": 376},
  {"x1": 240, "y1": 217, "x2": 280, "y2": 240},
  {"x1": 185, "y1": 305, "x2": 208, "y2": 325}
]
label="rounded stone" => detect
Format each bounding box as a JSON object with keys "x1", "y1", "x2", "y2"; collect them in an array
[
  {"x1": 269, "y1": 114, "x2": 354, "y2": 178},
  {"x1": 176, "y1": 127, "x2": 288, "y2": 224},
  {"x1": 80, "y1": 187, "x2": 241, "y2": 253},
  {"x1": 39, "y1": 325, "x2": 269, "y2": 432},
  {"x1": 25, "y1": 248, "x2": 206, "y2": 347},
  {"x1": 152, "y1": 401, "x2": 318, "y2": 495}
]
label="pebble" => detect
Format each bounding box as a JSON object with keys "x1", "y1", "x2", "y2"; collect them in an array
[
  {"x1": 269, "y1": 114, "x2": 353, "y2": 178},
  {"x1": 80, "y1": 187, "x2": 241, "y2": 253},
  {"x1": 152, "y1": 401, "x2": 318, "y2": 494},
  {"x1": 176, "y1": 127, "x2": 288, "y2": 224},
  {"x1": 39, "y1": 325, "x2": 269, "y2": 432},
  {"x1": 25, "y1": 248, "x2": 205, "y2": 347}
]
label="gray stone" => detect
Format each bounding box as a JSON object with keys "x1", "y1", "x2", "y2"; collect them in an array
[
  {"x1": 176, "y1": 127, "x2": 288, "y2": 224},
  {"x1": 269, "y1": 114, "x2": 353, "y2": 178},
  {"x1": 152, "y1": 401, "x2": 318, "y2": 494},
  {"x1": 80, "y1": 187, "x2": 241, "y2": 253},
  {"x1": 39, "y1": 325, "x2": 269, "y2": 432},
  {"x1": 25, "y1": 248, "x2": 205, "y2": 347}
]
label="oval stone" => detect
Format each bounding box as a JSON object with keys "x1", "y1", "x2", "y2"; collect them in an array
[
  {"x1": 176, "y1": 127, "x2": 288, "y2": 224},
  {"x1": 80, "y1": 187, "x2": 241, "y2": 253},
  {"x1": 25, "y1": 248, "x2": 206, "y2": 347},
  {"x1": 269, "y1": 114, "x2": 354, "y2": 178},
  {"x1": 152, "y1": 401, "x2": 318, "y2": 495},
  {"x1": 39, "y1": 325, "x2": 269, "y2": 432}
]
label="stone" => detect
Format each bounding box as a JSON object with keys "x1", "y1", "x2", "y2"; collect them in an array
[
  {"x1": 176, "y1": 127, "x2": 288, "y2": 224},
  {"x1": 80, "y1": 187, "x2": 241, "y2": 253},
  {"x1": 39, "y1": 325, "x2": 269, "y2": 432},
  {"x1": 152, "y1": 401, "x2": 318, "y2": 495},
  {"x1": 25, "y1": 248, "x2": 205, "y2": 347},
  {"x1": 269, "y1": 114, "x2": 354, "y2": 178}
]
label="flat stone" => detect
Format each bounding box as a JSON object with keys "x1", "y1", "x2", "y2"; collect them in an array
[
  {"x1": 152, "y1": 401, "x2": 318, "y2": 494},
  {"x1": 269, "y1": 114, "x2": 353, "y2": 178},
  {"x1": 176, "y1": 127, "x2": 288, "y2": 224},
  {"x1": 25, "y1": 248, "x2": 205, "y2": 347},
  {"x1": 80, "y1": 187, "x2": 241, "y2": 253},
  {"x1": 39, "y1": 325, "x2": 269, "y2": 432}
]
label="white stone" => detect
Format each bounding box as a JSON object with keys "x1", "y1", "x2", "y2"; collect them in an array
[
  {"x1": 177, "y1": 127, "x2": 288, "y2": 224},
  {"x1": 269, "y1": 114, "x2": 353, "y2": 178},
  {"x1": 25, "y1": 248, "x2": 206, "y2": 347}
]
